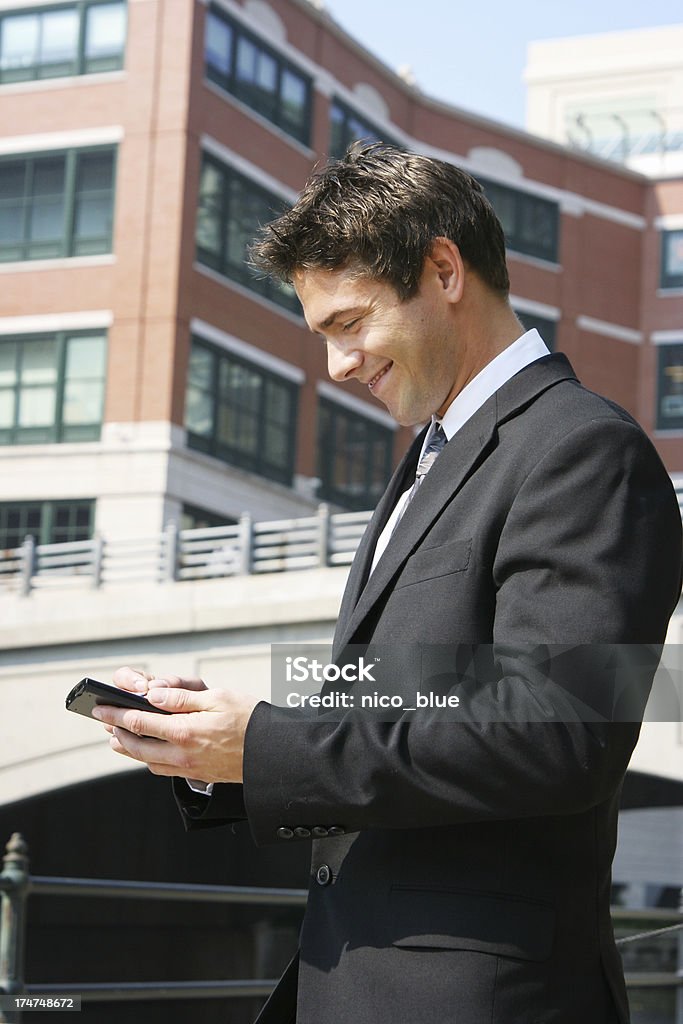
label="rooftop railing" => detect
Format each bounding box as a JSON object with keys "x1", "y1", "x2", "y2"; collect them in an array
[
  {"x1": 2, "y1": 480, "x2": 683, "y2": 598},
  {"x1": 0, "y1": 506, "x2": 373, "y2": 597}
]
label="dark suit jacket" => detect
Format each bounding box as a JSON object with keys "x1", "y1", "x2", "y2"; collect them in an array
[{"x1": 176, "y1": 354, "x2": 682, "y2": 1024}]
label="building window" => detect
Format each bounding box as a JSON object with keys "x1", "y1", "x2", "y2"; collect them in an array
[
  {"x1": 0, "y1": 499, "x2": 94, "y2": 548},
  {"x1": 0, "y1": 331, "x2": 107, "y2": 444},
  {"x1": 317, "y1": 398, "x2": 393, "y2": 510},
  {"x1": 478, "y1": 177, "x2": 559, "y2": 264},
  {"x1": 196, "y1": 154, "x2": 299, "y2": 314},
  {"x1": 185, "y1": 337, "x2": 299, "y2": 486},
  {"x1": 181, "y1": 504, "x2": 237, "y2": 531},
  {"x1": 329, "y1": 98, "x2": 398, "y2": 159},
  {"x1": 0, "y1": 146, "x2": 116, "y2": 263},
  {"x1": 660, "y1": 230, "x2": 683, "y2": 290},
  {"x1": 514, "y1": 310, "x2": 557, "y2": 351},
  {"x1": 204, "y1": 6, "x2": 311, "y2": 145},
  {"x1": 656, "y1": 344, "x2": 683, "y2": 431},
  {"x1": 0, "y1": 1, "x2": 126, "y2": 84}
]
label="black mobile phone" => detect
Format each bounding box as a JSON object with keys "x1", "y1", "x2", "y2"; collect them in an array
[{"x1": 65, "y1": 677, "x2": 172, "y2": 721}]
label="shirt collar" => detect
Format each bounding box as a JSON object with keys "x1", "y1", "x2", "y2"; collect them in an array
[{"x1": 431, "y1": 329, "x2": 550, "y2": 442}]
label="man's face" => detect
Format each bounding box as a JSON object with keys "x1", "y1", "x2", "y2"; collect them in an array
[{"x1": 295, "y1": 260, "x2": 463, "y2": 427}]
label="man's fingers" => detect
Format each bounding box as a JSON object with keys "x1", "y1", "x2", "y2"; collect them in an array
[
  {"x1": 112, "y1": 666, "x2": 152, "y2": 692},
  {"x1": 110, "y1": 729, "x2": 187, "y2": 773},
  {"x1": 111, "y1": 667, "x2": 208, "y2": 694},
  {"x1": 147, "y1": 686, "x2": 211, "y2": 711}
]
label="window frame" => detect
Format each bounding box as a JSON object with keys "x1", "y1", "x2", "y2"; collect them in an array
[
  {"x1": 204, "y1": 5, "x2": 312, "y2": 146},
  {"x1": 0, "y1": 145, "x2": 117, "y2": 264},
  {"x1": 0, "y1": 0, "x2": 126, "y2": 85},
  {"x1": 195, "y1": 152, "x2": 300, "y2": 315},
  {"x1": 660, "y1": 230, "x2": 683, "y2": 291},
  {"x1": 0, "y1": 498, "x2": 95, "y2": 548},
  {"x1": 478, "y1": 176, "x2": 560, "y2": 265},
  {"x1": 656, "y1": 343, "x2": 683, "y2": 431},
  {"x1": 0, "y1": 329, "x2": 107, "y2": 445},
  {"x1": 185, "y1": 336, "x2": 299, "y2": 487},
  {"x1": 317, "y1": 396, "x2": 394, "y2": 511},
  {"x1": 329, "y1": 96, "x2": 399, "y2": 159}
]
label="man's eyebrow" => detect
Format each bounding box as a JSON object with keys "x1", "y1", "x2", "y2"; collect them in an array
[{"x1": 315, "y1": 307, "x2": 362, "y2": 333}]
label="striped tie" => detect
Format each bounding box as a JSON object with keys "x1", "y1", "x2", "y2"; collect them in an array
[{"x1": 391, "y1": 423, "x2": 447, "y2": 534}]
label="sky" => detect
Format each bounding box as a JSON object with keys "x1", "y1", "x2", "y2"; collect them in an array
[{"x1": 322, "y1": 0, "x2": 683, "y2": 130}]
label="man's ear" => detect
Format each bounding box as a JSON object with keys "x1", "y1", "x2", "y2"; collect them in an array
[{"x1": 428, "y1": 237, "x2": 465, "y2": 304}]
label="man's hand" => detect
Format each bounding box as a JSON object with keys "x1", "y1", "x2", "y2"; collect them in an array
[{"x1": 91, "y1": 667, "x2": 259, "y2": 784}]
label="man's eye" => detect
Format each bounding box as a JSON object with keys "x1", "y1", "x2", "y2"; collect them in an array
[{"x1": 342, "y1": 319, "x2": 359, "y2": 332}]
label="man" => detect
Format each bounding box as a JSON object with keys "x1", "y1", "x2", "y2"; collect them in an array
[{"x1": 94, "y1": 144, "x2": 682, "y2": 1023}]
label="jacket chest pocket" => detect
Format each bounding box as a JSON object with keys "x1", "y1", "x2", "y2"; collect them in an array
[
  {"x1": 389, "y1": 885, "x2": 555, "y2": 962},
  {"x1": 395, "y1": 538, "x2": 472, "y2": 591}
]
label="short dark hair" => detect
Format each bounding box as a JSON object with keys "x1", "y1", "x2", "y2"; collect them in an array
[{"x1": 250, "y1": 142, "x2": 509, "y2": 299}]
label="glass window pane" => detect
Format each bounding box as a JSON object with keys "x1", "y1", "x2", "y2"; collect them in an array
[
  {"x1": 0, "y1": 343, "x2": 18, "y2": 386},
  {"x1": 72, "y1": 152, "x2": 114, "y2": 251},
  {"x1": 64, "y1": 335, "x2": 107, "y2": 379},
  {"x1": 0, "y1": 390, "x2": 15, "y2": 429},
  {"x1": 18, "y1": 386, "x2": 56, "y2": 426},
  {"x1": 235, "y1": 36, "x2": 256, "y2": 81},
  {"x1": 28, "y1": 157, "x2": 66, "y2": 248},
  {"x1": 188, "y1": 345, "x2": 213, "y2": 387},
  {"x1": 196, "y1": 161, "x2": 223, "y2": 256},
  {"x1": 281, "y1": 68, "x2": 306, "y2": 133},
  {"x1": 63, "y1": 379, "x2": 104, "y2": 424},
  {"x1": 0, "y1": 14, "x2": 39, "y2": 73},
  {"x1": 282, "y1": 69, "x2": 305, "y2": 110},
  {"x1": 205, "y1": 11, "x2": 232, "y2": 76},
  {"x1": 657, "y1": 344, "x2": 683, "y2": 430},
  {"x1": 21, "y1": 340, "x2": 57, "y2": 384},
  {"x1": 662, "y1": 230, "x2": 683, "y2": 288},
  {"x1": 39, "y1": 9, "x2": 79, "y2": 68},
  {"x1": 84, "y1": 2, "x2": 126, "y2": 60},
  {"x1": 185, "y1": 385, "x2": 213, "y2": 436},
  {"x1": 0, "y1": 160, "x2": 26, "y2": 200},
  {"x1": 255, "y1": 51, "x2": 276, "y2": 92}
]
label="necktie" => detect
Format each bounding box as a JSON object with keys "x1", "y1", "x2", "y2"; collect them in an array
[{"x1": 391, "y1": 423, "x2": 447, "y2": 534}]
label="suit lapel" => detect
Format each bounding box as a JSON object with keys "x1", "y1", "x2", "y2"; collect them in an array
[
  {"x1": 334, "y1": 429, "x2": 425, "y2": 651},
  {"x1": 334, "y1": 400, "x2": 498, "y2": 653},
  {"x1": 333, "y1": 353, "x2": 579, "y2": 657}
]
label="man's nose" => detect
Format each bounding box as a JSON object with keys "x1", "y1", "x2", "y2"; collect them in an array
[{"x1": 327, "y1": 344, "x2": 363, "y2": 382}]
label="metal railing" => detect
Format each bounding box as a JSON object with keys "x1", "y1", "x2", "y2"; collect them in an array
[
  {"x1": 1, "y1": 833, "x2": 681, "y2": 1021},
  {"x1": 2, "y1": 479, "x2": 683, "y2": 599},
  {"x1": 0, "y1": 833, "x2": 306, "y2": 1020},
  {"x1": 0, "y1": 506, "x2": 372, "y2": 597}
]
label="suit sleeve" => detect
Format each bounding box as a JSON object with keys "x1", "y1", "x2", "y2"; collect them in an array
[{"x1": 247, "y1": 418, "x2": 682, "y2": 844}]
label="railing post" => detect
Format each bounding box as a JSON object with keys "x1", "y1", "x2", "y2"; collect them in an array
[
  {"x1": 18, "y1": 537, "x2": 35, "y2": 598},
  {"x1": 163, "y1": 522, "x2": 179, "y2": 582},
  {"x1": 237, "y1": 514, "x2": 253, "y2": 575},
  {"x1": 91, "y1": 535, "x2": 104, "y2": 589},
  {"x1": 317, "y1": 503, "x2": 330, "y2": 567},
  {"x1": 0, "y1": 833, "x2": 29, "y2": 1022}
]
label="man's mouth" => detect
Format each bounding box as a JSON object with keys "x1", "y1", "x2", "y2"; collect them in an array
[{"x1": 368, "y1": 362, "x2": 392, "y2": 390}]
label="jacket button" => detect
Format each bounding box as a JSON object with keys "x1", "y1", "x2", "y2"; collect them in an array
[
  {"x1": 276, "y1": 827, "x2": 294, "y2": 840},
  {"x1": 316, "y1": 864, "x2": 332, "y2": 886},
  {"x1": 294, "y1": 827, "x2": 311, "y2": 838},
  {"x1": 328, "y1": 825, "x2": 346, "y2": 837},
  {"x1": 311, "y1": 826, "x2": 329, "y2": 838}
]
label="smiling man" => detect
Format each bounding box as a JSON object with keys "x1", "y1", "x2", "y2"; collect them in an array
[{"x1": 94, "y1": 144, "x2": 682, "y2": 1024}]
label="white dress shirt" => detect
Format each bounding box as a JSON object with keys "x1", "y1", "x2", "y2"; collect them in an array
[{"x1": 369, "y1": 329, "x2": 550, "y2": 575}]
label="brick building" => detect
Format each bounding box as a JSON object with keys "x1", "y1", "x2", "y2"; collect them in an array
[{"x1": 1, "y1": 0, "x2": 682, "y2": 551}]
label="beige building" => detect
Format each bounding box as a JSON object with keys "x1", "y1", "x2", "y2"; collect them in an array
[{"x1": 525, "y1": 23, "x2": 683, "y2": 177}]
